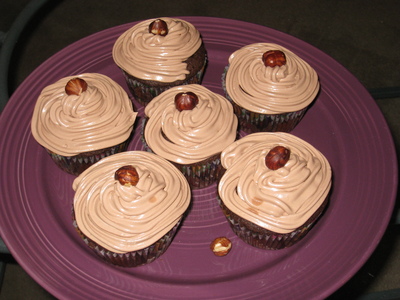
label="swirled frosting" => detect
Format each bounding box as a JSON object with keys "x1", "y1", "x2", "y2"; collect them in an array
[
  {"x1": 225, "y1": 43, "x2": 320, "y2": 114},
  {"x1": 218, "y1": 132, "x2": 331, "y2": 233},
  {"x1": 112, "y1": 17, "x2": 202, "y2": 82},
  {"x1": 144, "y1": 84, "x2": 238, "y2": 164},
  {"x1": 31, "y1": 73, "x2": 137, "y2": 156},
  {"x1": 73, "y1": 151, "x2": 190, "y2": 253}
]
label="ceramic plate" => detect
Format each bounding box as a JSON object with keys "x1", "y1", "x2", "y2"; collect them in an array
[{"x1": 0, "y1": 17, "x2": 397, "y2": 299}]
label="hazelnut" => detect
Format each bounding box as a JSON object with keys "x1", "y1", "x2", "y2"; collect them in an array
[
  {"x1": 210, "y1": 237, "x2": 232, "y2": 257},
  {"x1": 65, "y1": 78, "x2": 88, "y2": 96},
  {"x1": 115, "y1": 165, "x2": 139, "y2": 186},
  {"x1": 174, "y1": 92, "x2": 199, "y2": 111},
  {"x1": 262, "y1": 50, "x2": 286, "y2": 67},
  {"x1": 265, "y1": 146, "x2": 290, "y2": 170},
  {"x1": 148, "y1": 19, "x2": 168, "y2": 36}
]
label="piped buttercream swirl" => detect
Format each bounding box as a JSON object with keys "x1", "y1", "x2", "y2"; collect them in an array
[
  {"x1": 112, "y1": 17, "x2": 202, "y2": 82},
  {"x1": 218, "y1": 132, "x2": 331, "y2": 233},
  {"x1": 31, "y1": 73, "x2": 137, "y2": 156},
  {"x1": 144, "y1": 84, "x2": 238, "y2": 164},
  {"x1": 73, "y1": 151, "x2": 190, "y2": 253},
  {"x1": 225, "y1": 43, "x2": 320, "y2": 114}
]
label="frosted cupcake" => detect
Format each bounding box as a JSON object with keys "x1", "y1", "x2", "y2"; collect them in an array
[
  {"x1": 31, "y1": 73, "x2": 137, "y2": 175},
  {"x1": 223, "y1": 43, "x2": 320, "y2": 133},
  {"x1": 143, "y1": 84, "x2": 238, "y2": 189},
  {"x1": 218, "y1": 132, "x2": 331, "y2": 249},
  {"x1": 73, "y1": 151, "x2": 191, "y2": 267},
  {"x1": 113, "y1": 17, "x2": 207, "y2": 106}
]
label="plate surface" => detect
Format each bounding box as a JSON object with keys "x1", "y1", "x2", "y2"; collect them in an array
[{"x1": 0, "y1": 17, "x2": 397, "y2": 300}]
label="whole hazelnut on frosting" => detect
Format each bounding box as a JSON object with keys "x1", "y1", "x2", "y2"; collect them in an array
[
  {"x1": 174, "y1": 92, "x2": 199, "y2": 111},
  {"x1": 65, "y1": 78, "x2": 88, "y2": 96},
  {"x1": 265, "y1": 146, "x2": 290, "y2": 170},
  {"x1": 262, "y1": 50, "x2": 286, "y2": 67},
  {"x1": 148, "y1": 19, "x2": 168, "y2": 36},
  {"x1": 115, "y1": 165, "x2": 139, "y2": 186}
]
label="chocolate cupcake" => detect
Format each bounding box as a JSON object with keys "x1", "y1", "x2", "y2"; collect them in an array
[
  {"x1": 222, "y1": 43, "x2": 319, "y2": 133},
  {"x1": 72, "y1": 151, "x2": 191, "y2": 267},
  {"x1": 31, "y1": 73, "x2": 137, "y2": 176},
  {"x1": 113, "y1": 17, "x2": 207, "y2": 106},
  {"x1": 218, "y1": 132, "x2": 331, "y2": 250},
  {"x1": 143, "y1": 84, "x2": 238, "y2": 189}
]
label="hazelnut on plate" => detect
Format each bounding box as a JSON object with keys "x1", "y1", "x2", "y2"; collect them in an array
[{"x1": 210, "y1": 237, "x2": 232, "y2": 257}]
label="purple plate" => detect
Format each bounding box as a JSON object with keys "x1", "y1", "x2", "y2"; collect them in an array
[{"x1": 0, "y1": 17, "x2": 397, "y2": 299}]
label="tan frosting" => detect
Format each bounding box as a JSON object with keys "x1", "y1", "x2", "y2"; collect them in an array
[
  {"x1": 112, "y1": 17, "x2": 202, "y2": 82},
  {"x1": 225, "y1": 43, "x2": 320, "y2": 114},
  {"x1": 31, "y1": 73, "x2": 137, "y2": 156},
  {"x1": 144, "y1": 84, "x2": 238, "y2": 164},
  {"x1": 218, "y1": 132, "x2": 331, "y2": 233},
  {"x1": 73, "y1": 151, "x2": 190, "y2": 253}
]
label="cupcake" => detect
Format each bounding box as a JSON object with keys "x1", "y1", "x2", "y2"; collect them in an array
[
  {"x1": 218, "y1": 132, "x2": 331, "y2": 250},
  {"x1": 72, "y1": 151, "x2": 191, "y2": 267},
  {"x1": 223, "y1": 43, "x2": 320, "y2": 133},
  {"x1": 143, "y1": 84, "x2": 238, "y2": 189},
  {"x1": 113, "y1": 17, "x2": 207, "y2": 106},
  {"x1": 31, "y1": 73, "x2": 137, "y2": 176}
]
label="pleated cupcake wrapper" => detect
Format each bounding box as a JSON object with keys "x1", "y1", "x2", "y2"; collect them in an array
[
  {"x1": 218, "y1": 197, "x2": 328, "y2": 250},
  {"x1": 222, "y1": 65, "x2": 308, "y2": 133},
  {"x1": 74, "y1": 218, "x2": 181, "y2": 268},
  {"x1": 231, "y1": 101, "x2": 308, "y2": 133},
  {"x1": 123, "y1": 59, "x2": 207, "y2": 107},
  {"x1": 141, "y1": 118, "x2": 224, "y2": 189},
  {"x1": 171, "y1": 153, "x2": 224, "y2": 189},
  {"x1": 47, "y1": 139, "x2": 130, "y2": 176}
]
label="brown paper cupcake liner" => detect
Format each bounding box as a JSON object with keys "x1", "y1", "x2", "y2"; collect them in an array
[
  {"x1": 170, "y1": 153, "x2": 225, "y2": 189},
  {"x1": 73, "y1": 217, "x2": 182, "y2": 268},
  {"x1": 218, "y1": 197, "x2": 328, "y2": 250},
  {"x1": 46, "y1": 138, "x2": 131, "y2": 176},
  {"x1": 123, "y1": 58, "x2": 207, "y2": 107},
  {"x1": 231, "y1": 101, "x2": 308, "y2": 133}
]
